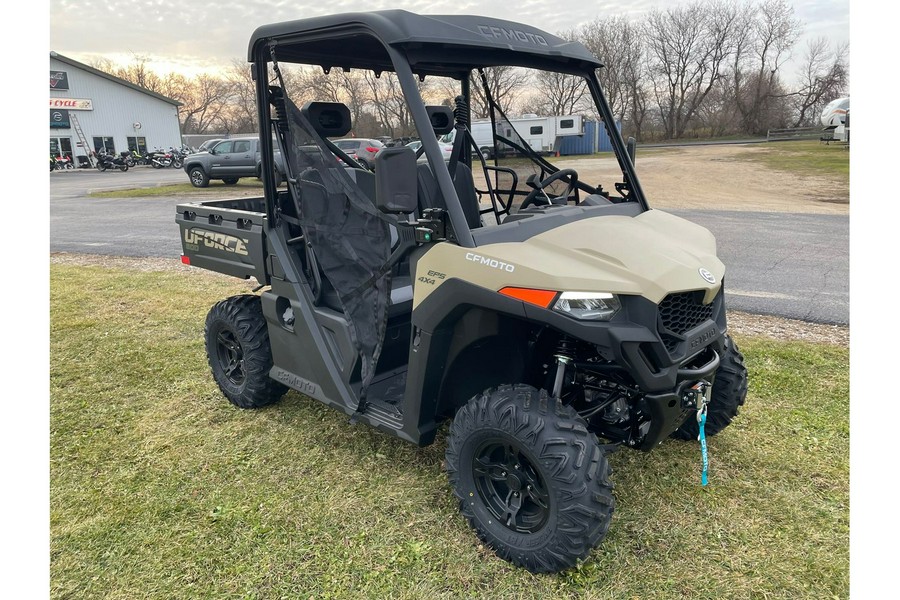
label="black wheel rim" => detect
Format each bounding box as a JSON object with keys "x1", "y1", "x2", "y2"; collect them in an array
[
  {"x1": 215, "y1": 328, "x2": 245, "y2": 385},
  {"x1": 472, "y1": 439, "x2": 551, "y2": 533}
]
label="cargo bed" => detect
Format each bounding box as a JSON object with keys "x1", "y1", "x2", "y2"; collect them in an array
[{"x1": 176, "y1": 197, "x2": 269, "y2": 283}]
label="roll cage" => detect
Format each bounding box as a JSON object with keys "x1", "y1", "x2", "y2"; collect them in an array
[{"x1": 250, "y1": 10, "x2": 649, "y2": 248}]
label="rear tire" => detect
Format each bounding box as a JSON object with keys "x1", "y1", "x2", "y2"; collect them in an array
[
  {"x1": 204, "y1": 295, "x2": 287, "y2": 409},
  {"x1": 446, "y1": 384, "x2": 615, "y2": 573},
  {"x1": 672, "y1": 334, "x2": 748, "y2": 440},
  {"x1": 222, "y1": 178, "x2": 239, "y2": 185}
]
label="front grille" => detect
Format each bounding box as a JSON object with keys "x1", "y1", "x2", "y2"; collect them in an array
[{"x1": 658, "y1": 291, "x2": 714, "y2": 336}]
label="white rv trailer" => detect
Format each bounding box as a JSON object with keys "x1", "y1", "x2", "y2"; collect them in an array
[
  {"x1": 440, "y1": 114, "x2": 584, "y2": 157},
  {"x1": 821, "y1": 97, "x2": 849, "y2": 143}
]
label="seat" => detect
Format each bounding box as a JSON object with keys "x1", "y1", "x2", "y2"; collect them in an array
[
  {"x1": 415, "y1": 162, "x2": 482, "y2": 230},
  {"x1": 329, "y1": 167, "x2": 413, "y2": 318}
]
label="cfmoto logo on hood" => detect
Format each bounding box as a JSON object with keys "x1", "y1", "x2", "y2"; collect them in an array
[{"x1": 699, "y1": 268, "x2": 716, "y2": 284}]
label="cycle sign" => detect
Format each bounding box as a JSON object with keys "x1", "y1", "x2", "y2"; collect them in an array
[{"x1": 49, "y1": 98, "x2": 93, "y2": 110}]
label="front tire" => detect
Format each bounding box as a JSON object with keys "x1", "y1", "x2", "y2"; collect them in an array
[
  {"x1": 446, "y1": 384, "x2": 615, "y2": 573},
  {"x1": 189, "y1": 167, "x2": 210, "y2": 188},
  {"x1": 204, "y1": 295, "x2": 287, "y2": 409},
  {"x1": 673, "y1": 334, "x2": 748, "y2": 440}
]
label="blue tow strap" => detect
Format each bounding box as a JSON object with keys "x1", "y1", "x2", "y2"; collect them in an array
[
  {"x1": 698, "y1": 411, "x2": 709, "y2": 486},
  {"x1": 693, "y1": 382, "x2": 711, "y2": 487}
]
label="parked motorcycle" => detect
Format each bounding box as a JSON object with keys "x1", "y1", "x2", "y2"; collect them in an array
[
  {"x1": 94, "y1": 150, "x2": 129, "y2": 172},
  {"x1": 169, "y1": 146, "x2": 188, "y2": 168},
  {"x1": 148, "y1": 149, "x2": 170, "y2": 168},
  {"x1": 132, "y1": 150, "x2": 152, "y2": 166},
  {"x1": 148, "y1": 148, "x2": 177, "y2": 168},
  {"x1": 53, "y1": 154, "x2": 75, "y2": 171},
  {"x1": 120, "y1": 151, "x2": 136, "y2": 168}
]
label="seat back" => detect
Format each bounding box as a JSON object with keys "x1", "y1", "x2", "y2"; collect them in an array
[{"x1": 415, "y1": 162, "x2": 481, "y2": 230}]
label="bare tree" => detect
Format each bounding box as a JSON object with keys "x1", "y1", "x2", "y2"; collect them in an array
[
  {"x1": 732, "y1": 0, "x2": 801, "y2": 134},
  {"x1": 220, "y1": 59, "x2": 258, "y2": 133},
  {"x1": 469, "y1": 66, "x2": 530, "y2": 118},
  {"x1": 645, "y1": 1, "x2": 744, "y2": 139},
  {"x1": 579, "y1": 17, "x2": 631, "y2": 122},
  {"x1": 694, "y1": 77, "x2": 742, "y2": 136},
  {"x1": 520, "y1": 30, "x2": 588, "y2": 116},
  {"x1": 177, "y1": 74, "x2": 232, "y2": 134},
  {"x1": 579, "y1": 16, "x2": 650, "y2": 139},
  {"x1": 90, "y1": 54, "x2": 165, "y2": 93},
  {"x1": 790, "y1": 38, "x2": 849, "y2": 127},
  {"x1": 524, "y1": 70, "x2": 588, "y2": 116},
  {"x1": 363, "y1": 71, "x2": 422, "y2": 138}
]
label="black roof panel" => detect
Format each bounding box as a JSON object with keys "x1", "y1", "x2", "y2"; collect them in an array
[{"x1": 248, "y1": 10, "x2": 602, "y2": 75}]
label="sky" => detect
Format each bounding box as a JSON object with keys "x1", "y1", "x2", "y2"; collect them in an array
[{"x1": 48, "y1": 0, "x2": 850, "y2": 81}]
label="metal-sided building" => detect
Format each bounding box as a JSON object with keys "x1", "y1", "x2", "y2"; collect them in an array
[{"x1": 50, "y1": 52, "x2": 182, "y2": 166}]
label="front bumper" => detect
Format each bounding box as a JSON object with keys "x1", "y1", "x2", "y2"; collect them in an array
[{"x1": 521, "y1": 287, "x2": 728, "y2": 394}]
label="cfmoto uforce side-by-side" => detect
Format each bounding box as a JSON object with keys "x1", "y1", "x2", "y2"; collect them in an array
[{"x1": 177, "y1": 10, "x2": 748, "y2": 573}]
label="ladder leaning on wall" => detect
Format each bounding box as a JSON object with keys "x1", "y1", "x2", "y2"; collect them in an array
[{"x1": 70, "y1": 113, "x2": 94, "y2": 167}]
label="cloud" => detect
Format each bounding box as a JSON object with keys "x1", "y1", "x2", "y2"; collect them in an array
[{"x1": 49, "y1": 0, "x2": 849, "y2": 78}]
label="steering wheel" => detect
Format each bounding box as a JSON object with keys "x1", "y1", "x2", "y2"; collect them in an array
[{"x1": 520, "y1": 169, "x2": 579, "y2": 210}]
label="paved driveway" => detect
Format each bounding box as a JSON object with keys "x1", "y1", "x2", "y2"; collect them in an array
[{"x1": 49, "y1": 168, "x2": 849, "y2": 325}]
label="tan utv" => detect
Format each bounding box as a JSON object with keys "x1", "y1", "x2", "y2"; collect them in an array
[{"x1": 176, "y1": 10, "x2": 748, "y2": 573}]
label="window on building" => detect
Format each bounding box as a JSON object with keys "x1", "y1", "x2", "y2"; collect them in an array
[
  {"x1": 93, "y1": 136, "x2": 115, "y2": 154},
  {"x1": 50, "y1": 138, "x2": 74, "y2": 160},
  {"x1": 127, "y1": 137, "x2": 148, "y2": 155},
  {"x1": 530, "y1": 126, "x2": 543, "y2": 135},
  {"x1": 559, "y1": 119, "x2": 574, "y2": 129}
]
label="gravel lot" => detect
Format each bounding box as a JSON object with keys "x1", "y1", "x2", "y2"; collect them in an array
[{"x1": 566, "y1": 144, "x2": 849, "y2": 215}]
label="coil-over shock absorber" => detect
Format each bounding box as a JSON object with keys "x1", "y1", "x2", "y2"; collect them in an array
[
  {"x1": 269, "y1": 86, "x2": 288, "y2": 132},
  {"x1": 453, "y1": 95, "x2": 470, "y2": 127},
  {"x1": 552, "y1": 337, "x2": 576, "y2": 399}
]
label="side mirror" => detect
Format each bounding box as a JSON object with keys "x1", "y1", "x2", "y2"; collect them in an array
[
  {"x1": 626, "y1": 136, "x2": 636, "y2": 166},
  {"x1": 208, "y1": 146, "x2": 216, "y2": 155},
  {"x1": 375, "y1": 147, "x2": 418, "y2": 214}
]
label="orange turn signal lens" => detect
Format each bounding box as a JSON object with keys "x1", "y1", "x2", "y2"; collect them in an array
[{"x1": 499, "y1": 287, "x2": 558, "y2": 308}]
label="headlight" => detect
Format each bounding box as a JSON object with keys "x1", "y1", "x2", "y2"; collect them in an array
[{"x1": 553, "y1": 292, "x2": 621, "y2": 321}]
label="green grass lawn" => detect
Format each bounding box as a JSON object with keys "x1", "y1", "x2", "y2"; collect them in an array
[
  {"x1": 737, "y1": 140, "x2": 849, "y2": 179},
  {"x1": 50, "y1": 262, "x2": 849, "y2": 599},
  {"x1": 89, "y1": 180, "x2": 265, "y2": 198}
]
